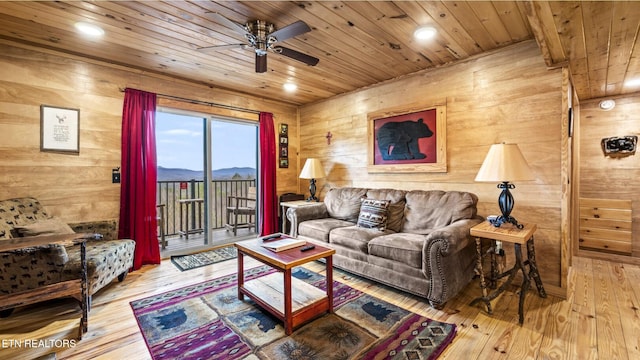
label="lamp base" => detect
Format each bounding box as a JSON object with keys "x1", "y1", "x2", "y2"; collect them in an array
[
  {"x1": 491, "y1": 181, "x2": 524, "y2": 229},
  {"x1": 306, "y1": 178, "x2": 319, "y2": 202},
  {"x1": 489, "y1": 215, "x2": 524, "y2": 229}
]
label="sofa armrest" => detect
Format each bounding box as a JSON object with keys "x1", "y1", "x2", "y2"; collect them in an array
[
  {"x1": 421, "y1": 216, "x2": 483, "y2": 306},
  {"x1": 0, "y1": 244, "x2": 69, "y2": 295},
  {"x1": 424, "y1": 217, "x2": 483, "y2": 256},
  {"x1": 68, "y1": 220, "x2": 118, "y2": 240},
  {"x1": 286, "y1": 203, "x2": 328, "y2": 237}
]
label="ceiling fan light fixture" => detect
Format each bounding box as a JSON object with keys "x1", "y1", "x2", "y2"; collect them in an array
[
  {"x1": 599, "y1": 99, "x2": 616, "y2": 111},
  {"x1": 283, "y1": 82, "x2": 297, "y2": 92},
  {"x1": 204, "y1": 13, "x2": 318, "y2": 73},
  {"x1": 414, "y1": 26, "x2": 437, "y2": 41},
  {"x1": 74, "y1": 22, "x2": 104, "y2": 37}
]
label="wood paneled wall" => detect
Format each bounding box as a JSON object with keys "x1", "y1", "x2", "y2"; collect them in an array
[
  {"x1": 299, "y1": 40, "x2": 567, "y2": 293},
  {"x1": 0, "y1": 41, "x2": 299, "y2": 224},
  {"x1": 579, "y1": 94, "x2": 640, "y2": 261},
  {"x1": 0, "y1": 38, "x2": 570, "y2": 293}
]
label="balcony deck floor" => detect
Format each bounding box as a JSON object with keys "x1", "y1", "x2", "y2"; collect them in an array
[{"x1": 159, "y1": 227, "x2": 257, "y2": 259}]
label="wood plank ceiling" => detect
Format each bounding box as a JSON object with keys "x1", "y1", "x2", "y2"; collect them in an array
[{"x1": 0, "y1": 1, "x2": 638, "y2": 106}]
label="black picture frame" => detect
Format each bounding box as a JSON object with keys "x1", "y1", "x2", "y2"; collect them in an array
[{"x1": 280, "y1": 123, "x2": 288, "y2": 136}]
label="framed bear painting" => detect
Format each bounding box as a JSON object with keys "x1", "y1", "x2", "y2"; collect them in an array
[{"x1": 367, "y1": 105, "x2": 447, "y2": 173}]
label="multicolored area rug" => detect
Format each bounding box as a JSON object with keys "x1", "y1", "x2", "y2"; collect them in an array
[
  {"x1": 170, "y1": 246, "x2": 237, "y2": 271},
  {"x1": 131, "y1": 266, "x2": 456, "y2": 359}
]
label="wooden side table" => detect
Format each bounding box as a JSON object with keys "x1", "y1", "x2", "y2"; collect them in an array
[{"x1": 469, "y1": 221, "x2": 546, "y2": 325}]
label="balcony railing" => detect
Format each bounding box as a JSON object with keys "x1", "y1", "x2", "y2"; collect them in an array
[{"x1": 156, "y1": 179, "x2": 257, "y2": 237}]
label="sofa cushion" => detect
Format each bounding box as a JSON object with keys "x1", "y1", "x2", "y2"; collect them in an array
[
  {"x1": 402, "y1": 190, "x2": 479, "y2": 234},
  {"x1": 323, "y1": 187, "x2": 368, "y2": 222},
  {"x1": 365, "y1": 188, "x2": 407, "y2": 233},
  {"x1": 368, "y1": 233, "x2": 425, "y2": 269},
  {"x1": 5, "y1": 197, "x2": 51, "y2": 226},
  {"x1": 298, "y1": 218, "x2": 354, "y2": 243},
  {"x1": 356, "y1": 199, "x2": 390, "y2": 231},
  {"x1": 62, "y1": 239, "x2": 136, "y2": 295},
  {"x1": 330, "y1": 226, "x2": 394, "y2": 253},
  {"x1": 69, "y1": 220, "x2": 118, "y2": 241},
  {"x1": 0, "y1": 197, "x2": 50, "y2": 239},
  {"x1": 0, "y1": 222, "x2": 13, "y2": 240},
  {"x1": 14, "y1": 217, "x2": 75, "y2": 237}
]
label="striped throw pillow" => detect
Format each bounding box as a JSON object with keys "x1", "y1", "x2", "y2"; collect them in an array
[{"x1": 356, "y1": 199, "x2": 390, "y2": 231}]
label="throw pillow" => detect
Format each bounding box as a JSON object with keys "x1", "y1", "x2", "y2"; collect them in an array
[
  {"x1": 14, "y1": 217, "x2": 75, "y2": 237},
  {"x1": 357, "y1": 199, "x2": 390, "y2": 231}
]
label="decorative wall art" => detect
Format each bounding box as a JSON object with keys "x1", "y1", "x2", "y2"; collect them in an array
[
  {"x1": 279, "y1": 123, "x2": 289, "y2": 168},
  {"x1": 601, "y1": 135, "x2": 637, "y2": 158},
  {"x1": 367, "y1": 105, "x2": 447, "y2": 173},
  {"x1": 279, "y1": 123, "x2": 288, "y2": 136},
  {"x1": 40, "y1": 105, "x2": 80, "y2": 154}
]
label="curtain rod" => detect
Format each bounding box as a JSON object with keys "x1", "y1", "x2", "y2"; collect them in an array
[{"x1": 119, "y1": 87, "x2": 261, "y2": 115}]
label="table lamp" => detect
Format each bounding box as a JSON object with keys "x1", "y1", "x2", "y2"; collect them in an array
[
  {"x1": 475, "y1": 143, "x2": 535, "y2": 228},
  {"x1": 299, "y1": 158, "x2": 325, "y2": 202}
]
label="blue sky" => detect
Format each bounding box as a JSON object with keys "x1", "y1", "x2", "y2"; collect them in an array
[{"x1": 155, "y1": 112, "x2": 257, "y2": 171}]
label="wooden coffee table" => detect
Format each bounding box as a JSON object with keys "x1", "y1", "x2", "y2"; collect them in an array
[{"x1": 235, "y1": 236, "x2": 335, "y2": 335}]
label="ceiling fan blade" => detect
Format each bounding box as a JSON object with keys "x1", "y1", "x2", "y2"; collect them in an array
[
  {"x1": 256, "y1": 54, "x2": 267, "y2": 73},
  {"x1": 198, "y1": 43, "x2": 247, "y2": 52},
  {"x1": 268, "y1": 20, "x2": 311, "y2": 42},
  {"x1": 273, "y1": 46, "x2": 319, "y2": 66},
  {"x1": 206, "y1": 12, "x2": 251, "y2": 37}
]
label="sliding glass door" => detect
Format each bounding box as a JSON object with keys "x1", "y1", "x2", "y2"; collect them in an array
[
  {"x1": 207, "y1": 118, "x2": 258, "y2": 244},
  {"x1": 155, "y1": 109, "x2": 259, "y2": 252}
]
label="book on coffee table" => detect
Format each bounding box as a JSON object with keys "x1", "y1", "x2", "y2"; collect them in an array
[{"x1": 262, "y1": 238, "x2": 307, "y2": 252}]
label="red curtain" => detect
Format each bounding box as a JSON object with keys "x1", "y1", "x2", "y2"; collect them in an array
[
  {"x1": 259, "y1": 112, "x2": 279, "y2": 235},
  {"x1": 119, "y1": 88, "x2": 160, "y2": 270}
]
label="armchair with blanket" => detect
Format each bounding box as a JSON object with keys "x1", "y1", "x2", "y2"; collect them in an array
[{"x1": 0, "y1": 197, "x2": 135, "y2": 314}]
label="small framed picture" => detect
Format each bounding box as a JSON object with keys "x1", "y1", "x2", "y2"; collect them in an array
[
  {"x1": 280, "y1": 123, "x2": 288, "y2": 135},
  {"x1": 279, "y1": 158, "x2": 289, "y2": 168},
  {"x1": 280, "y1": 145, "x2": 288, "y2": 158},
  {"x1": 280, "y1": 136, "x2": 288, "y2": 144},
  {"x1": 40, "y1": 105, "x2": 80, "y2": 154}
]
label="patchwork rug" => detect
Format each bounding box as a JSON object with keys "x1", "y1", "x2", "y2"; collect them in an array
[
  {"x1": 170, "y1": 246, "x2": 237, "y2": 271},
  {"x1": 131, "y1": 266, "x2": 456, "y2": 360}
]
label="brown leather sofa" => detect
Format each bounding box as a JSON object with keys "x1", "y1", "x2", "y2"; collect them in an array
[{"x1": 287, "y1": 187, "x2": 483, "y2": 308}]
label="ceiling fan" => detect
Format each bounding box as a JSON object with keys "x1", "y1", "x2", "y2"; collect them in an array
[{"x1": 200, "y1": 12, "x2": 319, "y2": 73}]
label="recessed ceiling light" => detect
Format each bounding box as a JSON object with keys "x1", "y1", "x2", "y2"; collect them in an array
[
  {"x1": 74, "y1": 22, "x2": 104, "y2": 37},
  {"x1": 283, "y1": 82, "x2": 297, "y2": 92},
  {"x1": 413, "y1": 26, "x2": 437, "y2": 41},
  {"x1": 599, "y1": 99, "x2": 616, "y2": 111},
  {"x1": 624, "y1": 78, "x2": 640, "y2": 88}
]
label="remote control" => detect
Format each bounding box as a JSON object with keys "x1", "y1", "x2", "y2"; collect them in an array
[
  {"x1": 300, "y1": 245, "x2": 315, "y2": 252},
  {"x1": 262, "y1": 234, "x2": 282, "y2": 242}
]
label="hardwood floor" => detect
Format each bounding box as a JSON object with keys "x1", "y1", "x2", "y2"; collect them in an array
[{"x1": 1, "y1": 255, "x2": 638, "y2": 360}]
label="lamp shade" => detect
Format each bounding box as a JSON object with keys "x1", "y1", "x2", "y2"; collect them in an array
[
  {"x1": 299, "y1": 158, "x2": 326, "y2": 179},
  {"x1": 475, "y1": 143, "x2": 534, "y2": 182}
]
